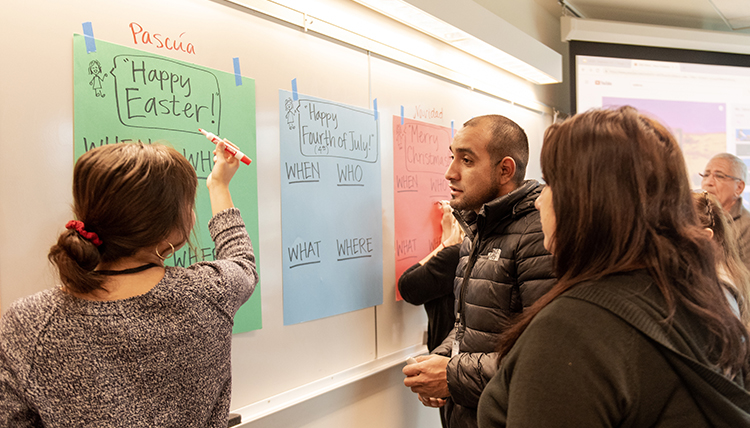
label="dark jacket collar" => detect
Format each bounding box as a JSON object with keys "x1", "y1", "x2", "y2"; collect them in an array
[
  {"x1": 729, "y1": 196, "x2": 747, "y2": 221},
  {"x1": 454, "y1": 179, "x2": 542, "y2": 240}
]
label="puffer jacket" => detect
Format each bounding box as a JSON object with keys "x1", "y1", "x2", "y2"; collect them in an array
[{"x1": 433, "y1": 179, "x2": 555, "y2": 428}]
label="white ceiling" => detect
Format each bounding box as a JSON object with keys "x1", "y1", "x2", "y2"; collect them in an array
[{"x1": 535, "y1": 0, "x2": 750, "y2": 34}]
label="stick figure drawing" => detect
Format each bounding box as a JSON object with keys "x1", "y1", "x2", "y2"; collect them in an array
[
  {"x1": 285, "y1": 98, "x2": 299, "y2": 130},
  {"x1": 88, "y1": 60, "x2": 107, "y2": 98}
]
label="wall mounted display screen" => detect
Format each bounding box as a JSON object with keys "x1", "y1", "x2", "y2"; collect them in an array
[{"x1": 570, "y1": 41, "x2": 750, "y2": 199}]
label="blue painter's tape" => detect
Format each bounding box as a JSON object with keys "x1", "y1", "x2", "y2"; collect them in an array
[
  {"x1": 292, "y1": 78, "x2": 298, "y2": 101},
  {"x1": 401, "y1": 106, "x2": 404, "y2": 125},
  {"x1": 233, "y1": 58, "x2": 242, "y2": 86},
  {"x1": 82, "y1": 22, "x2": 96, "y2": 53},
  {"x1": 451, "y1": 121, "x2": 454, "y2": 138},
  {"x1": 374, "y1": 98, "x2": 378, "y2": 121}
]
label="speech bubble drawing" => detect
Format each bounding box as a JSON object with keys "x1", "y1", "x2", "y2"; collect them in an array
[
  {"x1": 296, "y1": 98, "x2": 378, "y2": 163},
  {"x1": 110, "y1": 54, "x2": 221, "y2": 134},
  {"x1": 395, "y1": 121, "x2": 452, "y2": 174}
]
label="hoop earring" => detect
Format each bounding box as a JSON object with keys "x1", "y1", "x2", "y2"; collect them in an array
[{"x1": 155, "y1": 242, "x2": 176, "y2": 261}]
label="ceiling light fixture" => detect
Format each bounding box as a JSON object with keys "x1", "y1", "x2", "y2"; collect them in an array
[{"x1": 351, "y1": 0, "x2": 562, "y2": 84}]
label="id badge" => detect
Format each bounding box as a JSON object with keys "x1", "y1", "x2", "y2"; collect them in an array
[{"x1": 451, "y1": 339, "x2": 460, "y2": 357}]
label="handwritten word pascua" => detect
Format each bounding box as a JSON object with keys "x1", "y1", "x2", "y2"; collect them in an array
[{"x1": 129, "y1": 22, "x2": 196, "y2": 55}]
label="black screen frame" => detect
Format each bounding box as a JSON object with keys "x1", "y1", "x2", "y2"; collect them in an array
[{"x1": 569, "y1": 40, "x2": 750, "y2": 114}]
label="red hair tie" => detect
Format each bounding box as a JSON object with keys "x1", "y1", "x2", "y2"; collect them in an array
[{"x1": 65, "y1": 220, "x2": 103, "y2": 247}]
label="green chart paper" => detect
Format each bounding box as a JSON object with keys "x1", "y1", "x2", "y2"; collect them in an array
[{"x1": 72, "y1": 34, "x2": 261, "y2": 333}]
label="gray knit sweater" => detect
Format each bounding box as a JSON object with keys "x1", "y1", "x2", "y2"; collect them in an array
[{"x1": 0, "y1": 208, "x2": 258, "y2": 427}]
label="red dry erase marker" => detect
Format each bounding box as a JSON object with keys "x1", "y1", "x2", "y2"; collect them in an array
[{"x1": 198, "y1": 128, "x2": 252, "y2": 165}]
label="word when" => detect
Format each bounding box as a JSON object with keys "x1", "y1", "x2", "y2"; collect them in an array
[
  {"x1": 413, "y1": 106, "x2": 443, "y2": 120},
  {"x1": 172, "y1": 246, "x2": 215, "y2": 266},
  {"x1": 336, "y1": 237, "x2": 373, "y2": 258},
  {"x1": 306, "y1": 103, "x2": 339, "y2": 129},
  {"x1": 396, "y1": 238, "x2": 417, "y2": 257},
  {"x1": 129, "y1": 22, "x2": 196, "y2": 55},
  {"x1": 395, "y1": 174, "x2": 418, "y2": 190},
  {"x1": 82, "y1": 139, "x2": 212, "y2": 177},
  {"x1": 337, "y1": 163, "x2": 363, "y2": 184},
  {"x1": 287, "y1": 240, "x2": 322, "y2": 265},
  {"x1": 285, "y1": 161, "x2": 320, "y2": 183},
  {"x1": 82, "y1": 136, "x2": 152, "y2": 152}
]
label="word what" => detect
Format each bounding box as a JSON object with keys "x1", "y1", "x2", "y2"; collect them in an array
[
  {"x1": 396, "y1": 238, "x2": 417, "y2": 257},
  {"x1": 287, "y1": 240, "x2": 322, "y2": 268}
]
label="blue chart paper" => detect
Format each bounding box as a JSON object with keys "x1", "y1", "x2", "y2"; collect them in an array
[{"x1": 279, "y1": 90, "x2": 383, "y2": 325}]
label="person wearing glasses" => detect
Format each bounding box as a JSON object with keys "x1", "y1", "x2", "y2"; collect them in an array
[{"x1": 701, "y1": 153, "x2": 750, "y2": 270}]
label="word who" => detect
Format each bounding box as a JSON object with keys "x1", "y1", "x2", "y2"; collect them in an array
[
  {"x1": 336, "y1": 163, "x2": 364, "y2": 185},
  {"x1": 430, "y1": 177, "x2": 449, "y2": 193}
]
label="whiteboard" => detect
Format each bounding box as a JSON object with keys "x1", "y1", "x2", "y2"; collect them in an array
[
  {"x1": 370, "y1": 55, "x2": 548, "y2": 358},
  {"x1": 0, "y1": 0, "x2": 550, "y2": 417}
]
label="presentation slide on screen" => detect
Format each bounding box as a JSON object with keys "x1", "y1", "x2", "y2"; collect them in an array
[{"x1": 577, "y1": 55, "x2": 750, "y2": 205}]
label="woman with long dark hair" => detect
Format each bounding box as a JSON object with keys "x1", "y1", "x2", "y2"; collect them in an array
[{"x1": 477, "y1": 106, "x2": 750, "y2": 427}]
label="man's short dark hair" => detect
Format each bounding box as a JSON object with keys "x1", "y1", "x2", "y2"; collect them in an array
[{"x1": 463, "y1": 115, "x2": 529, "y2": 185}]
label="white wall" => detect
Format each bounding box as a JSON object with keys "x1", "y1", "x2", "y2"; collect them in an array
[{"x1": 0, "y1": 1, "x2": 566, "y2": 427}]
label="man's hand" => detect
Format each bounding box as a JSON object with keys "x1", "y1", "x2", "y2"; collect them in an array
[
  {"x1": 403, "y1": 354, "x2": 451, "y2": 398},
  {"x1": 418, "y1": 393, "x2": 447, "y2": 408}
]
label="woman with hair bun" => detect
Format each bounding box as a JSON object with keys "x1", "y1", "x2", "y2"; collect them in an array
[
  {"x1": 0, "y1": 140, "x2": 258, "y2": 427},
  {"x1": 477, "y1": 106, "x2": 750, "y2": 427}
]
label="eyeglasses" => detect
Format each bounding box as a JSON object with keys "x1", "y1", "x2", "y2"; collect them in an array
[{"x1": 698, "y1": 171, "x2": 742, "y2": 182}]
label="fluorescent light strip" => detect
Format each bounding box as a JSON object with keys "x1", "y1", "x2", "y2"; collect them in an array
[
  {"x1": 351, "y1": 0, "x2": 559, "y2": 84},
  {"x1": 219, "y1": 0, "x2": 554, "y2": 114},
  {"x1": 709, "y1": 0, "x2": 750, "y2": 30}
]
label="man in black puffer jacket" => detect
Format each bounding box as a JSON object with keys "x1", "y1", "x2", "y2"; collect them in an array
[{"x1": 403, "y1": 115, "x2": 555, "y2": 428}]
